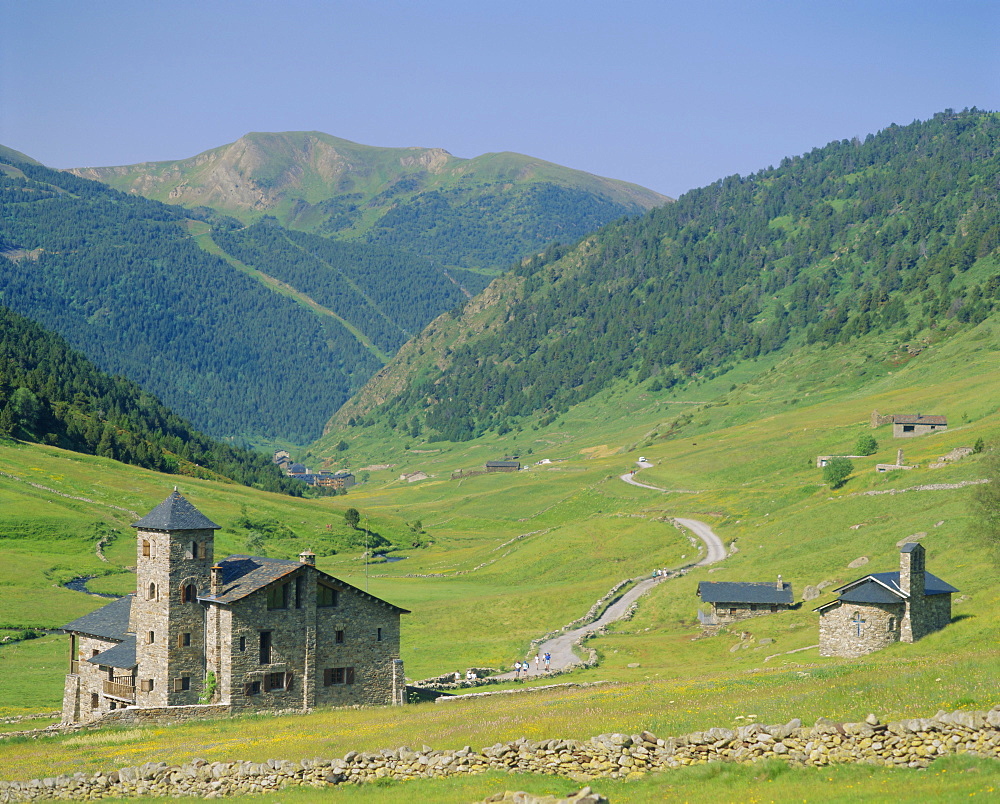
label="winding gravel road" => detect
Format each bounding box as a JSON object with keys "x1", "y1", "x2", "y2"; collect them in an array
[{"x1": 496, "y1": 473, "x2": 726, "y2": 678}]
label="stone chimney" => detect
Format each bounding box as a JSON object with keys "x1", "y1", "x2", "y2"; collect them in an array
[
  {"x1": 777, "y1": 574, "x2": 783, "y2": 590},
  {"x1": 210, "y1": 564, "x2": 223, "y2": 596},
  {"x1": 899, "y1": 543, "x2": 925, "y2": 598},
  {"x1": 299, "y1": 549, "x2": 316, "y2": 566}
]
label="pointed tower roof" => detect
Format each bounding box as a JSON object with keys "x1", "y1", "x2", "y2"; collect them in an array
[{"x1": 132, "y1": 489, "x2": 220, "y2": 531}]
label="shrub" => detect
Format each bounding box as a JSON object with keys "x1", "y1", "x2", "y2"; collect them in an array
[
  {"x1": 823, "y1": 457, "x2": 854, "y2": 489},
  {"x1": 855, "y1": 433, "x2": 878, "y2": 455}
]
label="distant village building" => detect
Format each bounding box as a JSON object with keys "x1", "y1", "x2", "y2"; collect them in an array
[
  {"x1": 286, "y1": 463, "x2": 308, "y2": 476},
  {"x1": 892, "y1": 414, "x2": 947, "y2": 438},
  {"x1": 272, "y1": 450, "x2": 291, "y2": 467},
  {"x1": 60, "y1": 490, "x2": 407, "y2": 725},
  {"x1": 815, "y1": 543, "x2": 957, "y2": 658},
  {"x1": 696, "y1": 578, "x2": 794, "y2": 625},
  {"x1": 485, "y1": 460, "x2": 521, "y2": 473}
]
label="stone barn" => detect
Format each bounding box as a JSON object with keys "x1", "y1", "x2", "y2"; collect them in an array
[
  {"x1": 61, "y1": 490, "x2": 408, "y2": 724},
  {"x1": 815, "y1": 543, "x2": 957, "y2": 658},
  {"x1": 696, "y1": 578, "x2": 794, "y2": 625},
  {"x1": 892, "y1": 414, "x2": 947, "y2": 438}
]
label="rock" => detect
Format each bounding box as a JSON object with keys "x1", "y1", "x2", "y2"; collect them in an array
[
  {"x1": 848, "y1": 556, "x2": 869, "y2": 569},
  {"x1": 866, "y1": 713, "x2": 880, "y2": 726},
  {"x1": 802, "y1": 585, "x2": 821, "y2": 601},
  {"x1": 627, "y1": 663, "x2": 640, "y2": 668}
]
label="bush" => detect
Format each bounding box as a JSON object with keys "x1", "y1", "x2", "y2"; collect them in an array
[
  {"x1": 823, "y1": 457, "x2": 854, "y2": 489},
  {"x1": 855, "y1": 433, "x2": 878, "y2": 456}
]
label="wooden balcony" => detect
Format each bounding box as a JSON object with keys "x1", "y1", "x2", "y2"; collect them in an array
[{"x1": 103, "y1": 677, "x2": 136, "y2": 702}]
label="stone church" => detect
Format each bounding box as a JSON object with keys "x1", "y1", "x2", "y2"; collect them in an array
[
  {"x1": 61, "y1": 490, "x2": 408, "y2": 724},
  {"x1": 815, "y1": 543, "x2": 957, "y2": 658}
]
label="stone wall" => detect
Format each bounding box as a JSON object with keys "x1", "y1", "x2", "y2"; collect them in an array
[
  {"x1": 2, "y1": 707, "x2": 998, "y2": 801},
  {"x1": 710, "y1": 603, "x2": 789, "y2": 626}
]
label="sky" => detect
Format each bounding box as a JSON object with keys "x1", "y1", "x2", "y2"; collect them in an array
[{"x1": 1, "y1": 1, "x2": 997, "y2": 197}]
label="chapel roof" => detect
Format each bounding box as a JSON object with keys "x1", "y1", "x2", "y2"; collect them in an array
[
  {"x1": 199, "y1": 554, "x2": 410, "y2": 613},
  {"x1": 697, "y1": 581, "x2": 794, "y2": 605},
  {"x1": 814, "y1": 571, "x2": 958, "y2": 611},
  {"x1": 132, "y1": 490, "x2": 220, "y2": 531},
  {"x1": 61, "y1": 594, "x2": 133, "y2": 641},
  {"x1": 87, "y1": 634, "x2": 137, "y2": 669}
]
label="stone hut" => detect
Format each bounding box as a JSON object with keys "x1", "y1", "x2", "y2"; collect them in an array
[
  {"x1": 696, "y1": 578, "x2": 794, "y2": 625},
  {"x1": 485, "y1": 460, "x2": 521, "y2": 473},
  {"x1": 61, "y1": 490, "x2": 408, "y2": 724},
  {"x1": 892, "y1": 414, "x2": 947, "y2": 438},
  {"x1": 815, "y1": 543, "x2": 957, "y2": 658}
]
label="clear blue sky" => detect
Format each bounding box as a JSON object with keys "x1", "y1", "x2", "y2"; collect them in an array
[{"x1": 2, "y1": 1, "x2": 997, "y2": 197}]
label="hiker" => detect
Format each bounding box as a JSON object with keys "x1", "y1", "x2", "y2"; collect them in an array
[
  {"x1": 544, "y1": 652, "x2": 551, "y2": 671},
  {"x1": 534, "y1": 654, "x2": 540, "y2": 671},
  {"x1": 513, "y1": 660, "x2": 521, "y2": 679}
]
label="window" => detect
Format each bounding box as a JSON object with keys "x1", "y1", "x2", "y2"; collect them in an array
[
  {"x1": 377, "y1": 628, "x2": 382, "y2": 642},
  {"x1": 729, "y1": 607, "x2": 738, "y2": 615},
  {"x1": 888, "y1": 616, "x2": 896, "y2": 632},
  {"x1": 140, "y1": 679, "x2": 154, "y2": 692},
  {"x1": 92, "y1": 649, "x2": 100, "y2": 658},
  {"x1": 239, "y1": 636, "x2": 246, "y2": 652},
  {"x1": 323, "y1": 667, "x2": 355, "y2": 686},
  {"x1": 186, "y1": 541, "x2": 207, "y2": 560},
  {"x1": 903, "y1": 425, "x2": 915, "y2": 432},
  {"x1": 317, "y1": 584, "x2": 338, "y2": 608},
  {"x1": 177, "y1": 632, "x2": 191, "y2": 648},
  {"x1": 260, "y1": 631, "x2": 272, "y2": 664},
  {"x1": 142, "y1": 539, "x2": 154, "y2": 557},
  {"x1": 266, "y1": 582, "x2": 290, "y2": 610},
  {"x1": 148, "y1": 582, "x2": 157, "y2": 601},
  {"x1": 147, "y1": 631, "x2": 155, "y2": 644},
  {"x1": 266, "y1": 671, "x2": 286, "y2": 691},
  {"x1": 243, "y1": 680, "x2": 261, "y2": 696},
  {"x1": 335, "y1": 629, "x2": 345, "y2": 644},
  {"x1": 173, "y1": 677, "x2": 190, "y2": 692},
  {"x1": 183, "y1": 584, "x2": 197, "y2": 603}
]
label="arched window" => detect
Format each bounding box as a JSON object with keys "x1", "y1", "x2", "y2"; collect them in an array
[
  {"x1": 142, "y1": 540, "x2": 152, "y2": 557},
  {"x1": 183, "y1": 584, "x2": 197, "y2": 603},
  {"x1": 148, "y1": 582, "x2": 157, "y2": 601}
]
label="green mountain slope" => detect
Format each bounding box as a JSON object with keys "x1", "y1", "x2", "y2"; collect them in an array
[
  {"x1": 0, "y1": 303, "x2": 302, "y2": 493},
  {"x1": 323, "y1": 109, "x2": 1000, "y2": 444},
  {"x1": 0, "y1": 159, "x2": 387, "y2": 444},
  {"x1": 68, "y1": 131, "x2": 670, "y2": 278}
]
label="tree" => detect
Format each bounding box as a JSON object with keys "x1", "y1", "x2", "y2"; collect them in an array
[
  {"x1": 823, "y1": 457, "x2": 854, "y2": 489},
  {"x1": 855, "y1": 433, "x2": 879, "y2": 456},
  {"x1": 9, "y1": 387, "x2": 41, "y2": 433},
  {"x1": 970, "y1": 448, "x2": 1000, "y2": 556},
  {"x1": 344, "y1": 508, "x2": 361, "y2": 529}
]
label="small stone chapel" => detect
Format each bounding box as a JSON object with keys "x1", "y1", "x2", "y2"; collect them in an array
[
  {"x1": 61, "y1": 490, "x2": 408, "y2": 724},
  {"x1": 815, "y1": 543, "x2": 957, "y2": 658}
]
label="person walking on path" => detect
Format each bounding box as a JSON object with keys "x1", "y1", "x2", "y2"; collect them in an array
[
  {"x1": 534, "y1": 654, "x2": 540, "y2": 671},
  {"x1": 513, "y1": 661, "x2": 521, "y2": 680}
]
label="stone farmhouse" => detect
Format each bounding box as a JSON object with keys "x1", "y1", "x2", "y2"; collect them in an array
[
  {"x1": 815, "y1": 543, "x2": 957, "y2": 658},
  {"x1": 61, "y1": 490, "x2": 408, "y2": 724},
  {"x1": 485, "y1": 460, "x2": 521, "y2": 472},
  {"x1": 892, "y1": 413, "x2": 947, "y2": 438},
  {"x1": 696, "y1": 578, "x2": 794, "y2": 625}
]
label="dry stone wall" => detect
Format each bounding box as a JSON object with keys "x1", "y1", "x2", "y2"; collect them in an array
[{"x1": 2, "y1": 707, "x2": 998, "y2": 801}]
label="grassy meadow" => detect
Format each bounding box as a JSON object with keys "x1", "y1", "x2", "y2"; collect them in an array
[{"x1": 1, "y1": 320, "x2": 999, "y2": 800}]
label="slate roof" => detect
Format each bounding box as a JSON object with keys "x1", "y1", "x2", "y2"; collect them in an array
[
  {"x1": 132, "y1": 490, "x2": 220, "y2": 531},
  {"x1": 697, "y1": 581, "x2": 794, "y2": 605},
  {"x1": 814, "y1": 571, "x2": 958, "y2": 611},
  {"x1": 61, "y1": 594, "x2": 133, "y2": 640},
  {"x1": 87, "y1": 634, "x2": 137, "y2": 669},
  {"x1": 486, "y1": 461, "x2": 520, "y2": 468},
  {"x1": 892, "y1": 414, "x2": 947, "y2": 426},
  {"x1": 199, "y1": 555, "x2": 410, "y2": 613}
]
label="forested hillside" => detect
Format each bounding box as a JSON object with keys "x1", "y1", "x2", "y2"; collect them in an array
[
  {"x1": 70, "y1": 132, "x2": 669, "y2": 281},
  {"x1": 0, "y1": 158, "x2": 468, "y2": 443},
  {"x1": 0, "y1": 304, "x2": 302, "y2": 493},
  {"x1": 330, "y1": 110, "x2": 1000, "y2": 442}
]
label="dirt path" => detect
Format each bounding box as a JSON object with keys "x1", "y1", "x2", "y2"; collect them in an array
[{"x1": 495, "y1": 512, "x2": 726, "y2": 679}]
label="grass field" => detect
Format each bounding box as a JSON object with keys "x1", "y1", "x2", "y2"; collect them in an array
[{"x1": 1, "y1": 320, "x2": 998, "y2": 799}]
